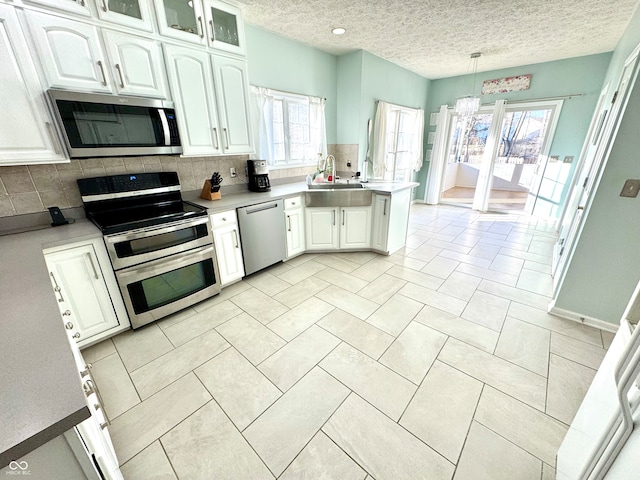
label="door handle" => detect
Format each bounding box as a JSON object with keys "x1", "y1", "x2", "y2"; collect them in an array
[
  {"x1": 223, "y1": 128, "x2": 230, "y2": 149},
  {"x1": 287, "y1": 215, "x2": 291, "y2": 232},
  {"x1": 49, "y1": 272, "x2": 64, "y2": 303},
  {"x1": 332, "y1": 210, "x2": 335, "y2": 226},
  {"x1": 115, "y1": 64, "x2": 125, "y2": 88},
  {"x1": 87, "y1": 253, "x2": 99, "y2": 280},
  {"x1": 383, "y1": 198, "x2": 388, "y2": 216},
  {"x1": 212, "y1": 128, "x2": 220, "y2": 150},
  {"x1": 101, "y1": 0, "x2": 108, "y2": 12},
  {"x1": 342, "y1": 210, "x2": 345, "y2": 226},
  {"x1": 209, "y1": 20, "x2": 215, "y2": 42},
  {"x1": 233, "y1": 229, "x2": 240, "y2": 248},
  {"x1": 97, "y1": 61, "x2": 107, "y2": 86},
  {"x1": 197, "y1": 16, "x2": 204, "y2": 39}
]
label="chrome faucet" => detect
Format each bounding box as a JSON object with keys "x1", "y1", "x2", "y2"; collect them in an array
[{"x1": 326, "y1": 155, "x2": 336, "y2": 184}]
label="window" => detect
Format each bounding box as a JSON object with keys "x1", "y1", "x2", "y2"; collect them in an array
[
  {"x1": 372, "y1": 101, "x2": 424, "y2": 181},
  {"x1": 249, "y1": 86, "x2": 326, "y2": 167}
]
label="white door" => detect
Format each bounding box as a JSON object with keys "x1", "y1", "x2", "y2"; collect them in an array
[
  {"x1": 202, "y1": 0, "x2": 246, "y2": 55},
  {"x1": 45, "y1": 243, "x2": 121, "y2": 343},
  {"x1": 552, "y1": 45, "x2": 640, "y2": 290},
  {"x1": 154, "y1": 0, "x2": 206, "y2": 45},
  {"x1": 212, "y1": 224, "x2": 244, "y2": 285},
  {"x1": 0, "y1": 5, "x2": 66, "y2": 165},
  {"x1": 95, "y1": 0, "x2": 154, "y2": 32},
  {"x1": 163, "y1": 44, "x2": 222, "y2": 155},
  {"x1": 211, "y1": 55, "x2": 253, "y2": 154},
  {"x1": 26, "y1": 11, "x2": 112, "y2": 92},
  {"x1": 340, "y1": 206, "x2": 371, "y2": 249},
  {"x1": 305, "y1": 207, "x2": 338, "y2": 250},
  {"x1": 285, "y1": 208, "x2": 305, "y2": 258},
  {"x1": 103, "y1": 30, "x2": 168, "y2": 98},
  {"x1": 371, "y1": 194, "x2": 389, "y2": 251}
]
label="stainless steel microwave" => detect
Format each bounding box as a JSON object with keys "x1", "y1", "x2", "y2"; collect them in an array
[{"x1": 48, "y1": 89, "x2": 182, "y2": 158}]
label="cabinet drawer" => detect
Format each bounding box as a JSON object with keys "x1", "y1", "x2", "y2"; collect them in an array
[
  {"x1": 284, "y1": 196, "x2": 303, "y2": 210},
  {"x1": 210, "y1": 210, "x2": 237, "y2": 229}
]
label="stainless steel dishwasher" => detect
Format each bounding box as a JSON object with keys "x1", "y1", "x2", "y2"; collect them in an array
[{"x1": 237, "y1": 200, "x2": 286, "y2": 275}]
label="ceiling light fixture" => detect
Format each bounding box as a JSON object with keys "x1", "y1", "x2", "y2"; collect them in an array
[
  {"x1": 455, "y1": 52, "x2": 482, "y2": 117},
  {"x1": 331, "y1": 27, "x2": 346, "y2": 35}
]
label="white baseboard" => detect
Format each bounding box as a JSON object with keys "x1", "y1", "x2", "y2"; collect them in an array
[{"x1": 548, "y1": 302, "x2": 618, "y2": 333}]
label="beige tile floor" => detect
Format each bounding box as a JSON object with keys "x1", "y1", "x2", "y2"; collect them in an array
[{"x1": 82, "y1": 203, "x2": 613, "y2": 480}]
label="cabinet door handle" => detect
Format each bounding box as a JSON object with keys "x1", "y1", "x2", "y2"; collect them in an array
[
  {"x1": 64, "y1": 321, "x2": 73, "y2": 330},
  {"x1": 212, "y1": 128, "x2": 220, "y2": 150},
  {"x1": 332, "y1": 210, "x2": 335, "y2": 226},
  {"x1": 97, "y1": 61, "x2": 107, "y2": 86},
  {"x1": 49, "y1": 272, "x2": 64, "y2": 303},
  {"x1": 233, "y1": 229, "x2": 239, "y2": 248},
  {"x1": 101, "y1": 0, "x2": 108, "y2": 12},
  {"x1": 87, "y1": 253, "x2": 99, "y2": 280},
  {"x1": 287, "y1": 215, "x2": 291, "y2": 232},
  {"x1": 342, "y1": 210, "x2": 345, "y2": 226},
  {"x1": 79, "y1": 0, "x2": 85, "y2": 6},
  {"x1": 115, "y1": 64, "x2": 125, "y2": 88},
  {"x1": 72, "y1": 332, "x2": 81, "y2": 339},
  {"x1": 383, "y1": 198, "x2": 388, "y2": 216},
  {"x1": 86, "y1": 375, "x2": 110, "y2": 425},
  {"x1": 223, "y1": 128, "x2": 230, "y2": 148},
  {"x1": 209, "y1": 20, "x2": 215, "y2": 42},
  {"x1": 197, "y1": 16, "x2": 204, "y2": 38},
  {"x1": 45, "y1": 122, "x2": 61, "y2": 155}
]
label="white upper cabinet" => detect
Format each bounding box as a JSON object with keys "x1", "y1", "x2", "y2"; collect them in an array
[
  {"x1": 211, "y1": 55, "x2": 252, "y2": 153},
  {"x1": 163, "y1": 43, "x2": 222, "y2": 155},
  {"x1": 22, "y1": 0, "x2": 92, "y2": 18},
  {"x1": 102, "y1": 30, "x2": 168, "y2": 98},
  {"x1": 202, "y1": 0, "x2": 245, "y2": 55},
  {"x1": 25, "y1": 11, "x2": 112, "y2": 92},
  {"x1": 155, "y1": 0, "x2": 246, "y2": 55},
  {"x1": 95, "y1": 0, "x2": 154, "y2": 31},
  {"x1": 0, "y1": 5, "x2": 66, "y2": 165},
  {"x1": 154, "y1": 0, "x2": 206, "y2": 45}
]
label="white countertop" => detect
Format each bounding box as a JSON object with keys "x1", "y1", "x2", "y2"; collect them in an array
[{"x1": 183, "y1": 181, "x2": 419, "y2": 212}]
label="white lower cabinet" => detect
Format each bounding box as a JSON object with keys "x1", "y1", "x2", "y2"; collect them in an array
[
  {"x1": 305, "y1": 206, "x2": 371, "y2": 251},
  {"x1": 43, "y1": 238, "x2": 129, "y2": 348},
  {"x1": 210, "y1": 210, "x2": 244, "y2": 285},
  {"x1": 371, "y1": 189, "x2": 412, "y2": 254},
  {"x1": 284, "y1": 196, "x2": 305, "y2": 258}
]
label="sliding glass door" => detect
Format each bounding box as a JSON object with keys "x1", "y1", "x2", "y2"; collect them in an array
[{"x1": 439, "y1": 100, "x2": 563, "y2": 215}]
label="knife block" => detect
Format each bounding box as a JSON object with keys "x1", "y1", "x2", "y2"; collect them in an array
[{"x1": 200, "y1": 180, "x2": 221, "y2": 201}]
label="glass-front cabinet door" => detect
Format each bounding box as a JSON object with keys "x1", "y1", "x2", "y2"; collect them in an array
[
  {"x1": 154, "y1": 0, "x2": 206, "y2": 45},
  {"x1": 96, "y1": 0, "x2": 154, "y2": 31},
  {"x1": 203, "y1": 0, "x2": 245, "y2": 55}
]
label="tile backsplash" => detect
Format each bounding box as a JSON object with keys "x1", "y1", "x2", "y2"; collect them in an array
[{"x1": 0, "y1": 144, "x2": 357, "y2": 218}]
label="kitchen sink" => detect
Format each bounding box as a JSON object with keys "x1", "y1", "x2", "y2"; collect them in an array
[
  {"x1": 305, "y1": 189, "x2": 373, "y2": 207},
  {"x1": 307, "y1": 182, "x2": 365, "y2": 190}
]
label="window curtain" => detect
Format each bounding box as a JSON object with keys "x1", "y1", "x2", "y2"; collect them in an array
[
  {"x1": 249, "y1": 86, "x2": 327, "y2": 165},
  {"x1": 249, "y1": 86, "x2": 275, "y2": 163},
  {"x1": 372, "y1": 100, "x2": 424, "y2": 179},
  {"x1": 372, "y1": 101, "x2": 390, "y2": 179}
]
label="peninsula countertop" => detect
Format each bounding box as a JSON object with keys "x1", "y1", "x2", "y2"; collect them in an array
[{"x1": 0, "y1": 219, "x2": 100, "y2": 467}]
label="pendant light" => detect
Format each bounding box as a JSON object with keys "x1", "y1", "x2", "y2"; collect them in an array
[{"x1": 455, "y1": 52, "x2": 482, "y2": 117}]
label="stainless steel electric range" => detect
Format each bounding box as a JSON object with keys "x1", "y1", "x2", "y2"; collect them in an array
[{"x1": 78, "y1": 172, "x2": 221, "y2": 329}]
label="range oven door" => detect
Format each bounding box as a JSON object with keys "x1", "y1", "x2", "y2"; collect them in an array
[
  {"x1": 105, "y1": 217, "x2": 212, "y2": 270},
  {"x1": 116, "y1": 244, "x2": 221, "y2": 329}
]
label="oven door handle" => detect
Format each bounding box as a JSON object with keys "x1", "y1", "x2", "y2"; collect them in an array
[
  {"x1": 106, "y1": 216, "x2": 210, "y2": 243},
  {"x1": 116, "y1": 245, "x2": 214, "y2": 281}
]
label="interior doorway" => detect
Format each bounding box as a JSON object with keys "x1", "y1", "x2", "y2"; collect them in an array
[{"x1": 438, "y1": 100, "x2": 563, "y2": 215}]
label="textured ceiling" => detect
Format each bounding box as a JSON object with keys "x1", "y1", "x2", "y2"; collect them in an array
[{"x1": 242, "y1": 0, "x2": 639, "y2": 79}]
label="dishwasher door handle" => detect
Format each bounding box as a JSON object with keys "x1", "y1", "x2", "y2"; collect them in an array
[{"x1": 245, "y1": 202, "x2": 279, "y2": 215}]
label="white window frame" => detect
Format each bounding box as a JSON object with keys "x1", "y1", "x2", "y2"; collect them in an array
[{"x1": 250, "y1": 86, "x2": 326, "y2": 169}]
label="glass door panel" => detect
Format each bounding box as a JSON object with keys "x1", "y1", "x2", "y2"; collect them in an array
[
  {"x1": 440, "y1": 112, "x2": 493, "y2": 207},
  {"x1": 161, "y1": 0, "x2": 199, "y2": 36},
  {"x1": 488, "y1": 107, "x2": 556, "y2": 213},
  {"x1": 211, "y1": 7, "x2": 239, "y2": 46},
  {"x1": 108, "y1": 0, "x2": 142, "y2": 19}
]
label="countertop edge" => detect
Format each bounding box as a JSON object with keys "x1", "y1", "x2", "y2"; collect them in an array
[{"x1": 0, "y1": 406, "x2": 90, "y2": 468}]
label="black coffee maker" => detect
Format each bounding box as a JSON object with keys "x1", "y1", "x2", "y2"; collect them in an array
[{"x1": 247, "y1": 160, "x2": 271, "y2": 192}]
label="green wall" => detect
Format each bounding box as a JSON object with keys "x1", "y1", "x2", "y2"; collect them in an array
[
  {"x1": 337, "y1": 50, "x2": 430, "y2": 173},
  {"x1": 554, "y1": 4, "x2": 640, "y2": 324},
  {"x1": 244, "y1": 25, "x2": 338, "y2": 144},
  {"x1": 415, "y1": 53, "x2": 612, "y2": 200}
]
